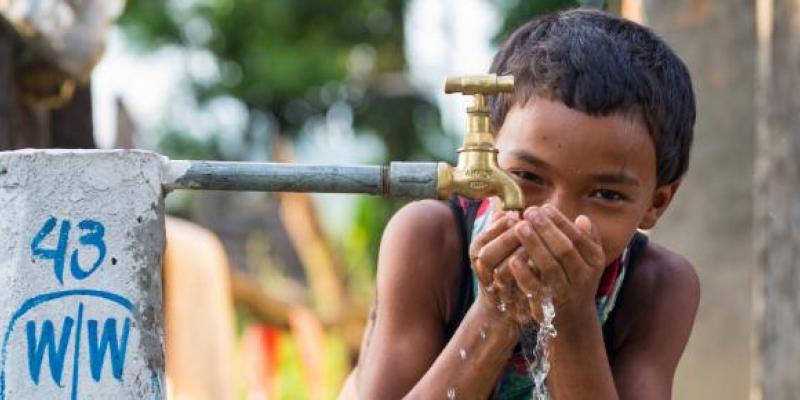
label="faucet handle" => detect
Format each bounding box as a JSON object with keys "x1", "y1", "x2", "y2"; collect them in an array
[{"x1": 444, "y1": 74, "x2": 514, "y2": 95}]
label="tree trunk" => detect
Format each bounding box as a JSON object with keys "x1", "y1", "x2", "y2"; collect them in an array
[
  {"x1": 0, "y1": 25, "x2": 13, "y2": 149},
  {"x1": 50, "y1": 85, "x2": 95, "y2": 148},
  {"x1": 752, "y1": 0, "x2": 800, "y2": 398},
  {"x1": 0, "y1": 24, "x2": 95, "y2": 150},
  {"x1": 635, "y1": 1, "x2": 756, "y2": 399},
  {"x1": 0, "y1": 26, "x2": 48, "y2": 149}
]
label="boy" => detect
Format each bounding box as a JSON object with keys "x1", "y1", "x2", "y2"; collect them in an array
[{"x1": 344, "y1": 8, "x2": 699, "y2": 399}]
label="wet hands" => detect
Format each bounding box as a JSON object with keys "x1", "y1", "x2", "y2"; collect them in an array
[
  {"x1": 469, "y1": 204, "x2": 606, "y2": 328},
  {"x1": 509, "y1": 205, "x2": 607, "y2": 323},
  {"x1": 469, "y1": 211, "x2": 529, "y2": 324}
]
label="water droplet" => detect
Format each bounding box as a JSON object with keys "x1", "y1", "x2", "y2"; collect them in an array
[
  {"x1": 447, "y1": 387, "x2": 456, "y2": 399},
  {"x1": 498, "y1": 301, "x2": 507, "y2": 312},
  {"x1": 479, "y1": 328, "x2": 487, "y2": 340},
  {"x1": 459, "y1": 348, "x2": 467, "y2": 360}
]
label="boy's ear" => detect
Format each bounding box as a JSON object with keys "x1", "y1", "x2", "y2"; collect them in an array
[{"x1": 639, "y1": 180, "x2": 681, "y2": 230}]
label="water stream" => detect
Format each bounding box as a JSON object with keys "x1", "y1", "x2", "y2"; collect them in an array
[{"x1": 521, "y1": 296, "x2": 557, "y2": 400}]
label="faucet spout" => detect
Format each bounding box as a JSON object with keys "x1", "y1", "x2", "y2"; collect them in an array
[
  {"x1": 495, "y1": 166, "x2": 525, "y2": 211},
  {"x1": 437, "y1": 149, "x2": 524, "y2": 211}
]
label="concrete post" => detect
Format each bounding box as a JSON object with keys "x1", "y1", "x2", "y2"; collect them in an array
[
  {"x1": 753, "y1": 0, "x2": 800, "y2": 398},
  {"x1": 0, "y1": 150, "x2": 166, "y2": 399},
  {"x1": 638, "y1": 2, "x2": 756, "y2": 398}
]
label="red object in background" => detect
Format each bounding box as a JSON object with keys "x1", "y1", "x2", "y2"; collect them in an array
[
  {"x1": 241, "y1": 325, "x2": 282, "y2": 400},
  {"x1": 288, "y1": 307, "x2": 326, "y2": 399}
]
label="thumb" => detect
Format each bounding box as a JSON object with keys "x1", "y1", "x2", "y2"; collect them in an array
[{"x1": 575, "y1": 215, "x2": 600, "y2": 242}]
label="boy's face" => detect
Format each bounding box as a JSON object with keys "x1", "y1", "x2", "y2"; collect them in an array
[{"x1": 494, "y1": 97, "x2": 677, "y2": 264}]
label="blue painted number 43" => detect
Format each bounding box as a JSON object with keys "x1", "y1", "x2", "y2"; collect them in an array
[{"x1": 31, "y1": 217, "x2": 107, "y2": 284}]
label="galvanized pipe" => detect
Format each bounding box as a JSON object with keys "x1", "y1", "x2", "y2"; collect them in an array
[
  {"x1": 164, "y1": 160, "x2": 442, "y2": 199},
  {"x1": 0, "y1": 150, "x2": 449, "y2": 400}
]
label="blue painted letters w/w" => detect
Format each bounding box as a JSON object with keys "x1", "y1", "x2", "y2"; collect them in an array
[
  {"x1": 26, "y1": 317, "x2": 74, "y2": 386},
  {"x1": 23, "y1": 316, "x2": 130, "y2": 386},
  {"x1": 88, "y1": 318, "x2": 130, "y2": 382}
]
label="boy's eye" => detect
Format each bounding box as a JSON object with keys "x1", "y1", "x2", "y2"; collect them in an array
[
  {"x1": 510, "y1": 170, "x2": 543, "y2": 184},
  {"x1": 590, "y1": 189, "x2": 626, "y2": 202}
]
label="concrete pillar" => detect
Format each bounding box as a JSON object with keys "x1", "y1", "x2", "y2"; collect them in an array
[
  {"x1": 636, "y1": 1, "x2": 757, "y2": 399},
  {"x1": 0, "y1": 150, "x2": 166, "y2": 399}
]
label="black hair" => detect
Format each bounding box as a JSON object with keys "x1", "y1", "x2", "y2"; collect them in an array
[{"x1": 489, "y1": 9, "x2": 695, "y2": 185}]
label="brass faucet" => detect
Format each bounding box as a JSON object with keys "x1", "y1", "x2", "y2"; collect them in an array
[{"x1": 436, "y1": 74, "x2": 524, "y2": 211}]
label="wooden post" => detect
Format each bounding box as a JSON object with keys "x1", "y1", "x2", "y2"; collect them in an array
[
  {"x1": 50, "y1": 85, "x2": 95, "y2": 148},
  {"x1": 0, "y1": 25, "x2": 13, "y2": 150},
  {"x1": 0, "y1": 24, "x2": 95, "y2": 151},
  {"x1": 0, "y1": 24, "x2": 49, "y2": 149},
  {"x1": 752, "y1": 0, "x2": 800, "y2": 398}
]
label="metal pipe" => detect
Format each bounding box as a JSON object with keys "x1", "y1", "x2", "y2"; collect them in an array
[{"x1": 164, "y1": 160, "x2": 442, "y2": 199}]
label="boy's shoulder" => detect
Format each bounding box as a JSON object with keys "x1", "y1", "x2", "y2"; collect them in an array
[
  {"x1": 613, "y1": 238, "x2": 700, "y2": 343},
  {"x1": 389, "y1": 198, "x2": 455, "y2": 229},
  {"x1": 377, "y1": 199, "x2": 464, "y2": 315},
  {"x1": 384, "y1": 199, "x2": 460, "y2": 256},
  {"x1": 634, "y1": 240, "x2": 699, "y2": 298}
]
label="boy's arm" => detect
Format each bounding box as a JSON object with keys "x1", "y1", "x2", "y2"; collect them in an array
[
  {"x1": 357, "y1": 200, "x2": 520, "y2": 399},
  {"x1": 610, "y1": 246, "x2": 700, "y2": 399}
]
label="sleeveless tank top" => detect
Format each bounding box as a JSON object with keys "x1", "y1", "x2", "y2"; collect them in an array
[{"x1": 445, "y1": 197, "x2": 649, "y2": 399}]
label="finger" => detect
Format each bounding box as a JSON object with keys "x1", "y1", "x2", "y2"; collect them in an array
[
  {"x1": 509, "y1": 256, "x2": 545, "y2": 323},
  {"x1": 493, "y1": 268, "x2": 514, "y2": 305},
  {"x1": 489, "y1": 247, "x2": 526, "y2": 310},
  {"x1": 512, "y1": 216, "x2": 568, "y2": 288},
  {"x1": 469, "y1": 215, "x2": 517, "y2": 286},
  {"x1": 494, "y1": 247, "x2": 527, "y2": 289},
  {"x1": 525, "y1": 207, "x2": 588, "y2": 284},
  {"x1": 492, "y1": 268, "x2": 517, "y2": 313},
  {"x1": 469, "y1": 214, "x2": 519, "y2": 261},
  {"x1": 509, "y1": 254, "x2": 542, "y2": 299},
  {"x1": 576, "y1": 214, "x2": 600, "y2": 242},
  {"x1": 473, "y1": 226, "x2": 522, "y2": 283},
  {"x1": 537, "y1": 206, "x2": 605, "y2": 268},
  {"x1": 574, "y1": 214, "x2": 605, "y2": 267}
]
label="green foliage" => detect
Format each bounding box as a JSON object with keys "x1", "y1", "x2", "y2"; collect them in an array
[
  {"x1": 117, "y1": 0, "x2": 433, "y2": 142},
  {"x1": 347, "y1": 196, "x2": 399, "y2": 275},
  {"x1": 355, "y1": 91, "x2": 450, "y2": 161},
  {"x1": 273, "y1": 330, "x2": 348, "y2": 399},
  {"x1": 492, "y1": 0, "x2": 615, "y2": 44},
  {"x1": 157, "y1": 130, "x2": 224, "y2": 160},
  {"x1": 116, "y1": 0, "x2": 183, "y2": 51},
  {"x1": 492, "y1": 0, "x2": 579, "y2": 44}
]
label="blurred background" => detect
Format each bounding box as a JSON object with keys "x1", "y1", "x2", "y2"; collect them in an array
[{"x1": 1, "y1": 0, "x2": 797, "y2": 399}]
